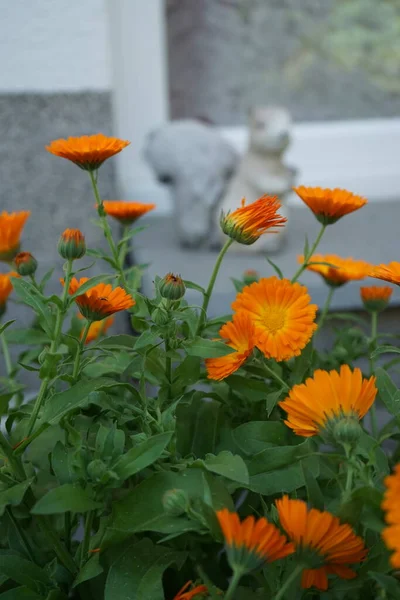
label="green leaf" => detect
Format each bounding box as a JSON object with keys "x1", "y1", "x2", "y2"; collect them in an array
[
  {"x1": 172, "y1": 355, "x2": 201, "y2": 388},
  {"x1": 249, "y1": 438, "x2": 313, "y2": 474},
  {"x1": 90, "y1": 334, "x2": 136, "y2": 351},
  {"x1": 0, "y1": 588, "x2": 42, "y2": 599},
  {"x1": 372, "y1": 345, "x2": 400, "y2": 359},
  {"x1": 69, "y1": 273, "x2": 115, "y2": 299},
  {"x1": 266, "y1": 257, "x2": 283, "y2": 279},
  {"x1": 183, "y1": 280, "x2": 205, "y2": 294},
  {"x1": 11, "y1": 278, "x2": 54, "y2": 335},
  {"x1": 182, "y1": 337, "x2": 234, "y2": 358},
  {"x1": 0, "y1": 479, "x2": 34, "y2": 516},
  {"x1": 0, "y1": 320, "x2": 16, "y2": 335},
  {"x1": 112, "y1": 432, "x2": 172, "y2": 481},
  {"x1": 369, "y1": 572, "x2": 400, "y2": 598},
  {"x1": 31, "y1": 483, "x2": 102, "y2": 514},
  {"x1": 6, "y1": 329, "x2": 49, "y2": 345},
  {"x1": 193, "y1": 451, "x2": 249, "y2": 485},
  {"x1": 105, "y1": 538, "x2": 186, "y2": 600},
  {"x1": 225, "y1": 375, "x2": 267, "y2": 402},
  {"x1": 134, "y1": 328, "x2": 160, "y2": 350},
  {"x1": 51, "y1": 442, "x2": 79, "y2": 485},
  {"x1": 375, "y1": 367, "x2": 400, "y2": 419},
  {"x1": 0, "y1": 555, "x2": 50, "y2": 594},
  {"x1": 232, "y1": 421, "x2": 288, "y2": 456},
  {"x1": 301, "y1": 463, "x2": 324, "y2": 510},
  {"x1": 249, "y1": 456, "x2": 319, "y2": 496},
  {"x1": 176, "y1": 393, "x2": 223, "y2": 457},
  {"x1": 72, "y1": 553, "x2": 103, "y2": 588}
]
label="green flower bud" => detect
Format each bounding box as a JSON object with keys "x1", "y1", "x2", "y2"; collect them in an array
[
  {"x1": 14, "y1": 252, "x2": 38, "y2": 276},
  {"x1": 332, "y1": 416, "x2": 362, "y2": 446},
  {"x1": 87, "y1": 459, "x2": 108, "y2": 482},
  {"x1": 158, "y1": 273, "x2": 186, "y2": 301},
  {"x1": 162, "y1": 488, "x2": 189, "y2": 517},
  {"x1": 152, "y1": 307, "x2": 170, "y2": 326},
  {"x1": 243, "y1": 269, "x2": 259, "y2": 285},
  {"x1": 58, "y1": 229, "x2": 86, "y2": 260}
]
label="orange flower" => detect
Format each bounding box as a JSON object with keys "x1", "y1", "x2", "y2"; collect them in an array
[
  {"x1": 299, "y1": 254, "x2": 371, "y2": 286},
  {"x1": 232, "y1": 277, "x2": 317, "y2": 362},
  {"x1": 63, "y1": 277, "x2": 135, "y2": 321},
  {"x1": 276, "y1": 496, "x2": 367, "y2": 591},
  {"x1": 78, "y1": 314, "x2": 114, "y2": 344},
  {"x1": 103, "y1": 200, "x2": 155, "y2": 224},
  {"x1": 382, "y1": 464, "x2": 400, "y2": 568},
  {"x1": 206, "y1": 312, "x2": 257, "y2": 380},
  {"x1": 293, "y1": 186, "x2": 367, "y2": 225},
  {"x1": 0, "y1": 272, "x2": 18, "y2": 314},
  {"x1": 220, "y1": 195, "x2": 286, "y2": 245},
  {"x1": 360, "y1": 286, "x2": 392, "y2": 312},
  {"x1": 173, "y1": 581, "x2": 208, "y2": 600},
  {"x1": 0, "y1": 211, "x2": 30, "y2": 262},
  {"x1": 216, "y1": 508, "x2": 294, "y2": 573},
  {"x1": 369, "y1": 262, "x2": 400, "y2": 286},
  {"x1": 46, "y1": 133, "x2": 130, "y2": 171},
  {"x1": 58, "y1": 229, "x2": 86, "y2": 260},
  {"x1": 279, "y1": 365, "x2": 377, "y2": 439}
]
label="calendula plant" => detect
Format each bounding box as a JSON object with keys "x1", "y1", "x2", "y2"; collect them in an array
[{"x1": 1, "y1": 133, "x2": 400, "y2": 600}]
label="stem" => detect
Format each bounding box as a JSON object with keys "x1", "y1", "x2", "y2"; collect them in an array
[
  {"x1": 317, "y1": 286, "x2": 335, "y2": 330},
  {"x1": 6, "y1": 506, "x2": 36, "y2": 563},
  {"x1": 224, "y1": 567, "x2": 244, "y2": 600},
  {"x1": 1, "y1": 330, "x2": 13, "y2": 376},
  {"x1": 0, "y1": 429, "x2": 26, "y2": 480},
  {"x1": 64, "y1": 512, "x2": 72, "y2": 553},
  {"x1": 80, "y1": 510, "x2": 94, "y2": 566},
  {"x1": 273, "y1": 563, "x2": 304, "y2": 600},
  {"x1": 196, "y1": 238, "x2": 234, "y2": 335},
  {"x1": 342, "y1": 444, "x2": 354, "y2": 503},
  {"x1": 261, "y1": 361, "x2": 290, "y2": 391},
  {"x1": 72, "y1": 320, "x2": 91, "y2": 381},
  {"x1": 369, "y1": 311, "x2": 379, "y2": 437},
  {"x1": 165, "y1": 338, "x2": 172, "y2": 398},
  {"x1": 39, "y1": 515, "x2": 77, "y2": 574},
  {"x1": 291, "y1": 224, "x2": 327, "y2": 283}
]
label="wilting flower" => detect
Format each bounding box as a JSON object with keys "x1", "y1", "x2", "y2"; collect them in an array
[
  {"x1": 206, "y1": 312, "x2": 257, "y2": 380},
  {"x1": 58, "y1": 229, "x2": 86, "y2": 260},
  {"x1": 14, "y1": 252, "x2": 37, "y2": 277},
  {"x1": 173, "y1": 581, "x2": 208, "y2": 600},
  {"x1": 0, "y1": 211, "x2": 30, "y2": 262},
  {"x1": 369, "y1": 262, "x2": 400, "y2": 286},
  {"x1": 46, "y1": 133, "x2": 130, "y2": 171},
  {"x1": 299, "y1": 254, "x2": 371, "y2": 287},
  {"x1": 220, "y1": 195, "x2": 286, "y2": 245},
  {"x1": 276, "y1": 496, "x2": 367, "y2": 591},
  {"x1": 0, "y1": 272, "x2": 18, "y2": 316},
  {"x1": 78, "y1": 314, "x2": 114, "y2": 344},
  {"x1": 382, "y1": 464, "x2": 400, "y2": 568},
  {"x1": 216, "y1": 508, "x2": 294, "y2": 573},
  {"x1": 293, "y1": 186, "x2": 367, "y2": 225},
  {"x1": 63, "y1": 277, "x2": 134, "y2": 321},
  {"x1": 158, "y1": 273, "x2": 186, "y2": 301},
  {"x1": 279, "y1": 365, "x2": 377, "y2": 442},
  {"x1": 360, "y1": 286, "x2": 392, "y2": 313},
  {"x1": 103, "y1": 200, "x2": 155, "y2": 224},
  {"x1": 232, "y1": 277, "x2": 317, "y2": 362}
]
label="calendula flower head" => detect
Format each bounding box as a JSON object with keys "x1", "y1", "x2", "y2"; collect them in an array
[
  {"x1": 158, "y1": 273, "x2": 186, "y2": 301},
  {"x1": 360, "y1": 286, "x2": 392, "y2": 313},
  {"x1": 216, "y1": 508, "x2": 294, "y2": 574},
  {"x1": 173, "y1": 581, "x2": 208, "y2": 600},
  {"x1": 162, "y1": 488, "x2": 190, "y2": 517},
  {"x1": 58, "y1": 229, "x2": 86, "y2": 260},
  {"x1": 0, "y1": 272, "x2": 18, "y2": 317},
  {"x1": 46, "y1": 133, "x2": 130, "y2": 171},
  {"x1": 63, "y1": 277, "x2": 135, "y2": 321},
  {"x1": 243, "y1": 269, "x2": 259, "y2": 285},
  {"x1": 220, "y1": 195, "x2": 286, "y2": 245},
  {"x1": 369, "y1": 262, "x2": 400, "y2": 286},
  {"x1": 14, "y1": 252, "x2": 37, "y2": 277},
  {"x1": 299, "y1": 254, "x2": 371, "y2": 287},
  {"x1": 0, "y1": 211, "x2": 30, "y2": 262},
  {"x1": 382, "y1": 464, "x2": 400, "y2": 568},
  {"x1": 206, "y1": 312, "x2": 257, "y2": 380},
  {"x1": 293, "y1": 186, "x2": 367, "y2": 225},
  {"x1": 78, "y1": 313, "x2": 114, "y2": 344},
  {"x1": 102, "y1": 200, "x2": 156, "y2": 224},
  {"x1": 232, "y1": 277, "x2": 317, "y2": 362},
  {"x1": 276, "y1": 496, "x2": 367, "y2": 591},
  {"x1": 279, "y1": 365, "x2": 377, "y2": 445}
]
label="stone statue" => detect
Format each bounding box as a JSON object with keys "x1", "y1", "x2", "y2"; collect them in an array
[
  {"x1": 144, "y1": 120, "x2": 238, "y2": 249},
  {"x1": 216, "y1": 106, "x2": 296, "y2": 253}
]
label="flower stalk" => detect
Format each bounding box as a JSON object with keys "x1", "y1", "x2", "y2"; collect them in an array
[{"x1": 291, "y1": 223, "x2": 327, "y2": 283}]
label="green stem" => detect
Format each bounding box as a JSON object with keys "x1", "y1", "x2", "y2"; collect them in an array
[
  {"x1": 6, "y1": 506, "x2": 36, "y2": 563},
  {"x1": 165, "y1": 338, "x2": 172, "y2": 398},
  {"x1": 273, "y1": 563, "x2": 304, "y2": 600},
  {"x1": 224, "y1": 567, "x2": 244, "y2": 600},
  {"x1": 72, "y1": 320, "x2": 91, "y2": 381},
  {"x1": 38, "y1": 515, "x2": 77, "y2": 574},
  {"x1": 369, "y1": 311, "x2": 379, "y2": 437},
  {"x1": 342, "y1": 444, "x2": 354, "y2": 502},
  {"x1": 317, "y1": 286, "x2": 335, "y2": 330},
  {"x1": 80, "y1": 510, "x2": 94, "y2": 566},
  {"x1": 64, "y1": 512, "x2": 72, "y2": 553},
  {"x1": 0, "y1": 429, "x2": 26, "y2": 480},
  {"x1": 291, "y1": 224, "x2": 327, "y2": 283},
  {"x1": 261, "y1": 360, "x2": 290, "y2": 391},
  {"x1": 1, "y1": 330, "x2": 13, "y2": 376},
  {"x1": 196, "y1": 238, "x2": 234, "y2": 335}
]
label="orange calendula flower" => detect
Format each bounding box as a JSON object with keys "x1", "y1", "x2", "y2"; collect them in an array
[
  {"x1": 360, "y1": 286, "x2": 392, "y2": 312},
  {"x1": 46, "y1": 133, "x2": 130, "y2": 171},
  {"x1": 173, "y1": 581, "x2": 208, "y2": 600},
  {"x1": 0, "y1": 272, "x2": 18, "y2": 315},
  {"x1": 78, "y1": 314, "x2": 114, "y2": 344},
  {"x1": 0, "y1": 211, "x2": 30, "y2": 262},
  {"x1": 103, "y1": 200, "x2": 155, "y2": 224},
  {"x1": 58, "y1": 229, "x2": 86, "y2": 260},
  {"x1": 206, "y1": 312, "x2": 257, "y2": 380},
  {"x1": 220, "y1": 195, "x2": 286, "y2": 245},
  {"x1": 382, "y1": 464, "x2": 400, "y2": 568},
  {"x1": 369, "y1": 261, "x2": 400, "y2": 286},
  {"x1": 63, "y1": 277, "x2": 135, "y2": 321},
  {"x1": 232, "y1": 277, "x2": 317, "y2": 362},
  {"x1": 299, "y1": 254, "x2": 371, "y2": 287},
  {"x1": 293, "y1": 186, "x2": 367, "y2": 225},
  {"x1": 216, "y1": 508, "x2": 294, "y2": 573},
  {"x1": 276, "y1": 496, "x2": 367, "y2": 591},
  {"x1": 279, "y1": 365, "x2": 377, "y2": 442}
]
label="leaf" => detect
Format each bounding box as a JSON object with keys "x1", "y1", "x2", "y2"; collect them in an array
[
  {"x1": 266, "y1": 257, "x2": 283, "y2": 279},
  {"x1": 183, "y1": 280, "x2": 205, "y2": 294},
  {"x1": 73, "y1": 553, "x2": 103, "y2": 588},
  {"x1": 369, "y1": 572, "x2": 400, "y2": 598},
  {"x1": 11, "y1": 278, "x2": 54, "y2": 335},
  {"x1": 51, "y1": 442, "x2": 79, "y2": 485},
  {"x1": 69, "y1": 274, "x2": 115, "y2": 299},
  {"x1": 91, "y1": 334, "x2": 136, "y2": 350},
  {"x1": 0, "y1": 555, "x2": 50, "y2": 594},
  {"x1": 249, "y1": 456, "x2": 319, "y2": 496},
  {"x1": 176, "y1": 393, "x2": 223, "y2": 457},
  {"x1": 172, "y1": 356, "x2": 201, "y2": 388},
  {"x1": 112, "y1": 432, "x2": 172, "y2": 481},
  {"x1": 182, "y1": 337, "x2": 234, "y2": 358},
  {"x1": 249, "y1": 438, "x2": 314, "y2": 475},
  {"x1": 375, "y1": 367, "x2": 400, "y2": 419},
  {"x1": 232, "y1": 421, "x2": 288, "y2": 456},
  {"x1": 6, "y1": 329, "x2": 49, "y2": 345},
  {"x1": 225, "y1": 375, "x2": 268, "y2": 402},
  {"x1": 0, "y1": 588, "x2": 43, "y2": 599},
  {"x1": 0, "y1": 320, "x2": 16, "y2": 335},
  {"x1": 134, "y1": 328, "x2": 160, "y2": 350},
  {"x1": 105, "y1": 538, "x2": 186, "y2": 600},
  {"x1": 31, "y1": 483, "x2": 102, "y2": 514},
  {"x1": 301, "y1": 463, "x2": 324, "y2": 510},
  {"x1": 193, "y1": 451, "x2": 249, "y2": 485},
  {"x1": 0, "y1": 479, "x2": 34, "y2": 516},
  {"x1": 371, "y1": 345, "x2": 400, "y2": 359}
]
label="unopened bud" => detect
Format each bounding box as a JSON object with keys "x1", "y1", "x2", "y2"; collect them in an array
[
  {"x1": 14, "y1": 252, "x2": 37, "y2": 276},
  {"x1": 58, "y1": 229, "x2": 86, "y2": 260},
  {"x1": 162, "y1": 488, "x2": 189, "y2": 516},
  {"x1": 152, "y1": 307, "x2": 169, "y2": 326},
  {"x1": 158, "y1": 273, "x2": 186, "y2": 301},
  {"x1": 333, "y1": 417, "x2": 362, "y2": 446}
]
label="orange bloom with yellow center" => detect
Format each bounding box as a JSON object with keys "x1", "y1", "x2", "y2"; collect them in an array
[
  {"x1": 293, "y1": 186, "x2": 367, "y2": 225},
  {"x1": 231, "y1": 277, "x2": 317, "y2": 362},
  {"x1": 78, "y1": 314, "x2": 114, "y2": 344},
  {"x1": 0, "y1": 272, "x2": 18, "y2": 314},
  {"x1": 46, "y1": 133, "x2": 130, "y2": 171},
  {"x1": 216, "y1": 508, "x2": 294, "y2": 573},
  {"x1": 220, "y1": 195, "x2": 286, "y2": 245},
  {"x1": 173, "y1": 581, "x2": 208, "y2": 600},
  {"x1": 206, "y1": 312, "x2": 257, "y2": 380},
  {"x1": 382, "y1": 464, "x2": 400, "y2": 568},
  {"x1": 369, "y1": 261, "x2": 400, "y2": 286},
  {"x1": 0, "y1": 211, "x2": 30, "y2": 262},
  {"x1": 103, "y1": 200, "x2": 156, "y2": 224},
  {"x1": 279, "y1": 364, "x2": 377, "y2": 438},
  {"x1": 276, "y1": 496, "x2": 367, "y2": 591},
  {"x1": 360, "y1": 285, "x2": 392, "y2": 312},
  {"x1": 299, "y1": 254, "x2": 371, "y2": 287},
  {"x1": 64, "y1": 277, "x2": 135, "y2": 321}
]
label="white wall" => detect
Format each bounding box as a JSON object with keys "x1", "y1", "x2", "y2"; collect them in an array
[{"x1": 0, "y1": 0, "x2": 111, "y2": 92}]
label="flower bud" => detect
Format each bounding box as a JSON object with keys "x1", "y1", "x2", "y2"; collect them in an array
[
  {"x1": 58, "y1": 229, "x2": 86, "y2": 260},
  {"x1": 360, "y1": 286, "x2": 392, "y2": 313},
  {"x1": 243, "y1": 269, "x2": 259, "y2": 285},
  {"x1": 158, "y1": 273, "x2": 186, "y2": 301},
  {"x1": 332, "y1": 416, "x2": 362, "y2": 446},
  {"x1": 87, "y1": 459, "x2": 108, "y2": 482},
  {"x1": 14, "y1": 252, "x2": 38, "y2": 276},
  {"x1": 152, "y1": 307, "x2": 169, "y2": 326},
  {"x1": 162, "y1": 488, "x2": 189, "y2": 517}
]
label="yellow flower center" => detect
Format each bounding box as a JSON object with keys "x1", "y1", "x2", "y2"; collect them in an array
[{"x1": 263, "y1": 307, "x2": 286, "y2": 334}]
